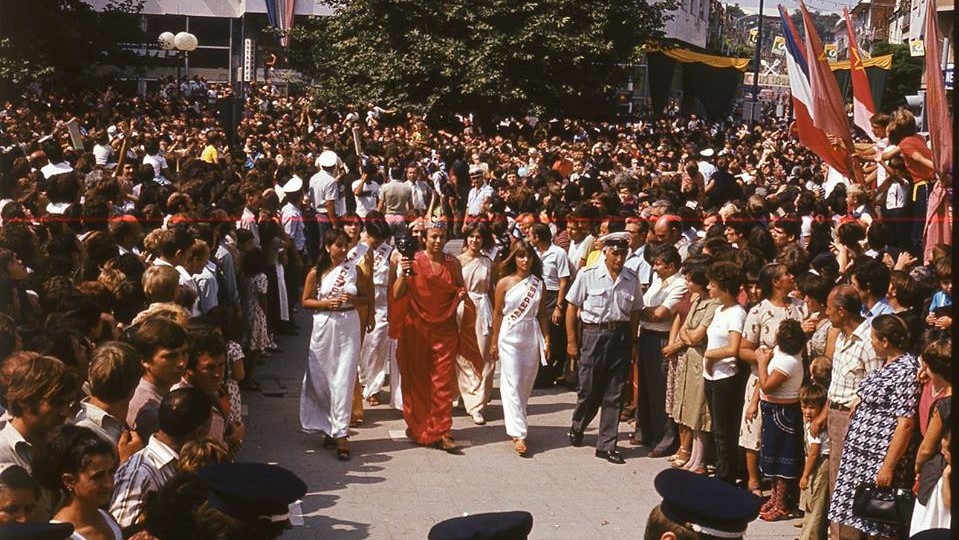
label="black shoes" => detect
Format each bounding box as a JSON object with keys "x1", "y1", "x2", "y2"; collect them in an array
[
  {"x1": 595, "y1": 449, "x2": 626, "y2": 464},
  {"x1": 567, "y1": 430, "x2": 584, "y2": 447}
]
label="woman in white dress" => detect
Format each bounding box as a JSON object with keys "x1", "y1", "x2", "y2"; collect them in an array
[
  {"x1": 355, "y1": 214, "x2": 395, "y2": 406},
  {"x1": 33, "y1": 425, "x2": 124, "y2": 540},
  {"x1": 455, "y1": 223, "x2": 495, "y2": 424},
  {"x1": 490, "y1": 239, "x2": 549, "y2": 456},
  {"x1": 300, "y1": 229, "x2": 362, "y2": 460}
]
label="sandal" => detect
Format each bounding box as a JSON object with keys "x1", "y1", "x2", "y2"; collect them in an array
[
  {"x1": 760, "y1": 508, "x2": 792, "y2": 522},
  {"x1": 513, "y1": 438, "x2": 528, "y2": 456},
  {"x1": 367, "y1": 395, "x2": 381, "y2": 407},
  {"x1": 432, "y1": 436, "x2": 462, "y2": 455},
  {"x1": 669, "y1": 449, "x2": 691, "y2": 468},
  {"x1": 336, "y1": 443, "x2": 350, "y2": 461}
]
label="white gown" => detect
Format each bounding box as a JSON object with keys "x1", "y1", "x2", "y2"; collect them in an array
[
  {"x1": 300, "y1": 260, "x2": 361, "y2": 439},
  {"x1": 498, "y1": 275, "x2": 546, "y2": 439},
  {"x1": 358, "y1": 242, "x2": 394, "y2": 399},
  {"x1": 455, "y1": 256, "x2": 494, "y2": 415}
]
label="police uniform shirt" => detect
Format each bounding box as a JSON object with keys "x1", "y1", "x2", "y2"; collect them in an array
[
  {"x1": 537, "y1": 244, "x2": 571, "y2": 292},
  {"x1": 309, "y1": 169, "x2": 345, "y2": 216},
  {"x1": 624, "y1": 245, "x2": 651, "y2": 286},
  {"x1": 565, "y1": 262, "x2": 644, "y2": 324}
]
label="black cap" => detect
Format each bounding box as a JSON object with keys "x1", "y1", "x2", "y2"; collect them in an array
[
  {"x1": 0, "y1": 523, "x2": 74, "y2": 540},
  {"x1": 428, "y1": 511, "x2": 534, "y2": 540},
  {"x1": 910, "y1": 530, "x2": 950, "y2": 540},
  {"x1": 654, "y1": 469, "x2": 761, "y2": 538},
  {"x1": 198, "y1": 462, "x2": 307, "y2": 523}
]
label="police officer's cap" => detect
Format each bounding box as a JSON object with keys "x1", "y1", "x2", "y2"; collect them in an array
[
  {"x1": 599, "y1": 231, "x2": 631, "y2": 252},
  {"x1": 654, "y1": 469, "x2": 761, "y2": 538},
  {"x1": 199, "y1": 462, "x2": 307, "y2": 523},
  {"x1": 427, "y1": 511, "x2": 533, "y2": 540},
  {"x1": 0, "y1": 523, "x2": 74, "y2": 540},
  {"x1": 910, "y1": 529, "x2": 950, "y2": 540}
]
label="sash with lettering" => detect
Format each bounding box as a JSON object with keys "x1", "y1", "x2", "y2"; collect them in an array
[
  {"x1": 371, "y1": 242, "x2": 393, "y2": 286},
  {"x1": 505, "y1": 275, "x2": 548, "y2": 365}
]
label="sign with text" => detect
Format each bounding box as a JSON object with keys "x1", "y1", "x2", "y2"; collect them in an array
[
  {"x1": 743, "y1": 72, "x2": 790, "y2": 88},
  {"x1": 243, "y1": 38, "x2": 254, "y2": 82}
]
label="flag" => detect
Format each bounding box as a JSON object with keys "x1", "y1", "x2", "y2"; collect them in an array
[
  {"x1": 844, "y1": 8, "x2": 878, "y2": 141},
  {"x1": 772, "y1": 36, "x2": 786, "y2": 56},
  {"x1": 922, "y1": 0, "x2": 952, "y2": 259},
  {"x1": 778, "y1": 5, "x2": 851, "y2": 176}
]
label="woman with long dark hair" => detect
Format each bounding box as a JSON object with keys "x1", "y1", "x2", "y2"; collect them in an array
[
  {"x1": 489, "y1": 239, "x2": 548, "y2": 456},
  {"x1": 454, "y1": 222, "x2": 495, "y2": 425},
  {"x1": 299, "y1": 229, "x2": 362, "y2": 460}
]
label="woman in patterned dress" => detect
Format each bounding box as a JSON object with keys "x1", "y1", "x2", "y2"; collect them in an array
[{"x1": 828, "y1": 314, "x2": 921, "y2": 538}]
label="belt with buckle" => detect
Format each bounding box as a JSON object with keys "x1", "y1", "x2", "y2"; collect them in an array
[
  {"x1": 582, "y1": 321, "x2": 630, "y2": 331},
  {"x1": 828, "y1": 401, "x2": 851, "y2": 412}
]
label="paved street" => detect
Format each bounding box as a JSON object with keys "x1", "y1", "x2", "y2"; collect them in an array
[{"x1": 241, "y1": 312, "x2": 800, "y2": 540}]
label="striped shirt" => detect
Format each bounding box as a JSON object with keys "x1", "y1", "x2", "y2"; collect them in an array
[
  {"x1": 109, "y1": 436, "x2": 179, "y2": 528},
  {"x1": 828, "y1": 318, "x2": 881, "y2": 406}
]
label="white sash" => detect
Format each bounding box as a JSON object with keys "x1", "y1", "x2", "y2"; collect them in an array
[
  {"x1": 324, "y1": 262, "x2": 351, "y2": 301},
  {"x1": 505, "y1": 276, "x2": 541, "y2": 328}
]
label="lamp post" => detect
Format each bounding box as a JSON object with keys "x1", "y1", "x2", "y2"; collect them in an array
[{"x1": 158, "y1": 31, "x2": 199, "y2": 91}]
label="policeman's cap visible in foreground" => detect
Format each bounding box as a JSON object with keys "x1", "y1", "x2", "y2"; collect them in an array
[
  {"x1": 428, "y1": 511, "x2": 533, "y2": 540},
  {"x1": 650, "y1": 469, "x2": 761, "y2": 539},
  {"x1": 600, "y1": 231, "x2": 631, "y2": 253},
  {"x1": 0, "y1": 523, "x2": 74, "y2": 540},
  {"x1": 909, "y1": 529, "x2": 950, "y2": 540},
  {"x1": 198, "y1": 462, "x2": 308, "y2": 524}
]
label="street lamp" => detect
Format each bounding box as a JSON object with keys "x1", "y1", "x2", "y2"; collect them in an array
[{"x1": 158, "y1": 31, "x2": 199, "y2": 88}]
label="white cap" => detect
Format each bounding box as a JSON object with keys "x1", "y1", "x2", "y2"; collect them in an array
[
  {"x1": 318, "y1": 150, "x2": 339, "y2": 168},
  {"x1": 699, "y1": 148, "x2": 715, "y2": 158},
  {"x1": 274, "y1": 175, "x2": 303, "y2": 199}
]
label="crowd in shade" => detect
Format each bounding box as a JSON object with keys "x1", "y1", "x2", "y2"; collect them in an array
[{"x1": 0, "y1": 77, "x2": 952, "y2": 539}]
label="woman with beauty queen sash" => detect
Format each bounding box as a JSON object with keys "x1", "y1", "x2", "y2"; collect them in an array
[
  {"x1": 490, "y1": 240, "x2": 549, "y2": 456},
  {"x1": 389, "y1": 220, "x2": 483, "y2": 453},
  {"x1": 300, "y1": 229, "x2": 363, "y2": 461}
]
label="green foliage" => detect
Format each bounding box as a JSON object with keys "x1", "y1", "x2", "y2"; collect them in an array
[
  {"x1": 871, "y1": 42, "x2": 923, "y2": 111},
  {"x1": 790, "y1": 10, "x2": 841, "y2": 40},
  {"x1": 289, "y1": 0, "x2": 672, "y2": 119},
  {"x1": 0, "y1": 0, "x2": 145, "y2": 98}
]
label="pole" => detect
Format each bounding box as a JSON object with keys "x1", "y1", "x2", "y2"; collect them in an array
[{"x1": 751, "y1": 0, "x2": 764, "y2": 122}]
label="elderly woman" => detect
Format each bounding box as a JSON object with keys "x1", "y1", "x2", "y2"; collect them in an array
[{"x1": 828, "y1": 314, "x2": 921, "y2": 538}]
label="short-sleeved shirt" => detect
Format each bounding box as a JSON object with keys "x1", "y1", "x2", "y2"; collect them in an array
[
  {"x1": 762, "y1": 347, "x2": 803, "y2": 400},
  {"x1": 352, "y1": 179, "x2": 380, "y2": 217},
  {"x1": 466, "y1": 184, "x2": 493, "y2": 216},
  {"x1": 567, "y1": 235, "x2": 594, "y2": 273},
  {"x1": 127, "y1": 378, "x2": 165, "y2": 442},
  {"x1": 828, "y1": 318, "x2": 880, "y2": 406},
  {"x1": 705, "y1": 304, "x2": 747, "y2": 381},
  {"x1": 379, "y1": 179, "x2": 413, "y2": 215},
  {"x1": 805, "y1": 420, "x2": 831, "y2": 455},
  {"x1": 641, "y1": 272, "x2": 688, "y2": 333},
  {"x1": 309, "y1": 170, "x2": 343, "y2": 215},
  {"x1": 200, "y1": 144, "x2": 218, "y2": 164},
  {"x1": 538, "y1": 244, "x2": 571, "y2": 291},
  {"x1": 625, "y1": 245, "x2": 651, "y2": 286},
  {"x1": 897, "y1": 135, "x2": 934, "y2": 182},
  {"x1": 742, "y1": 297, "x2": 807, "y2": 372},
  {"x1": 566, "y1": 262, "x2": 644, "y2": 324}
]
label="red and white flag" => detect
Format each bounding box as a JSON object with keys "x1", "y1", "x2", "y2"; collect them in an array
[{"x1": 844, "y1": 9, "x2": 878, "y2": 141}]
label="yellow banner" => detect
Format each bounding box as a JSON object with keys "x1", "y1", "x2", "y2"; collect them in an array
[
  {"x1": 651, "y1": 47, "x2": 751, "y2": 71},
  {"x1": 829, "y1": 54, "x2": 894, "y2": 70}
]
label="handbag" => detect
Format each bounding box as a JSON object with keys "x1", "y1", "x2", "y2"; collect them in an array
[{"x1": 852, "y1": 483, "x2": 916, "y2": 526}]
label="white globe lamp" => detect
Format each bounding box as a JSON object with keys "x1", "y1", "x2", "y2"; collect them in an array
[{"x1": 158, "y1": 32, "x2": 175, "y2": 50}]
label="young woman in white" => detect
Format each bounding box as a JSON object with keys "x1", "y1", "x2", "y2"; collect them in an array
[
  {"x1": 490, "y1": 240, "x2": 549, "y2": 456},
  {"x1": 455, "y1": 223, "x2": 495, "y2": 425}
]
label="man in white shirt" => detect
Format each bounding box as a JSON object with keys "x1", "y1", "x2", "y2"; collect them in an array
[
  {"x1": 464, "y1": 167, "x2": 493, "y2": 228},
  {"x1": 633, "y1": 244, "x2": 688, "y2": 456},
  {"x1": 529, "y1": 223, "x2": 571, "y2": 386},
  {"x1": 352, "y1": 163, "x2": 380, "y2": 218},
  {"x1": 624, "y1": 217, "x2": 652, "y2": 288},
  {"x1": 697, "y1": 148, "x2": 717, "y2": 181},
  {"x1": 309, "y1": 150, "x2": 344, "y2": 247}
]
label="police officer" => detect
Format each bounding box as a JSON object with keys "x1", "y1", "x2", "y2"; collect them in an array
[
  {"x1": 564, "y1": 232, "x2": 644, "y2": 464},
  {"x1": 0, "y1": 523, "x2": 74, "y2": 540}
]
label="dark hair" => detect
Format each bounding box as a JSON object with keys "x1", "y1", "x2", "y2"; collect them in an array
[
  {"x1": 529, "y1": 222, "x2": 552, "y2": 244},
  {"x1": 871, "y1": 314, "x2": 910, "y2": 351},
  {"x1": 648, "y1": 243, "x2": 681, "y2": 268},
  {"x1": 852, "y1": 257, "x2": 891, "y2": 299},
  {"x1": 770, "y1": 214, "x2": 802, "y2": 243},
  {"x1": 5, "y1": 355, "x2": 80, "y2": 418},
  {"x1": 187, "y1": 326, "x2": 227, "y2": 371},
  {"x1": 132, "y1": 317, "x2": 189, "y2": 363},
  {"x1": 363, "y1": 211, "x2": 391, "y2": 240},
  {"x1": 920, "y1": 338, "x2": 950, "y2": 378},
  {"x1": 462, "y1": 222, "x2": 494, "y2": 251},
  {"x1": 138, "y1": 472, "x2": 207, "y2": 539},
  {"x1": 681, "y1": 255, "x2": 710, "y2": 289},
  {"x1": 888, "y1": 270, "x2": 917, "y2": 309},
  {"x1": 158, "y1": 387, "x2": 213, "y2": 440},
  {"x1": 706, "y1": 261, "x2": 744, "y2": 297},
  {"x1": 837, "y1": 221, "x2": 866, "y2": 250},
  {"x1": 240, "y1": 247, "x2": 266, "y2": 276},
  {"x1": 799, "y1": 273, "x2": 832, "y2": 306},
  {"x1": 499, "y1": 239, "x2": 543, "y2": 279},
  {"x1": 776, "y1": 319, "x2": 807, "y2": 356},
  {"x1": 757, "y1": 263, "x2": 786, "y2": 300},
  {"x1": 314, "y1": 229, "x2": 351, "y2": 278},
  {"x1": 32, "y1": 424, "x2": 116, "y2": 494},
  {"x1": 829, "y1": 284, "x2": 863, "y2": 318},
  {"x1": 799, "y1": 384, "x2": 827, "y2": 408},
  {"x1": 0, "y1": 464, "x2": 39, "y2": 498}
]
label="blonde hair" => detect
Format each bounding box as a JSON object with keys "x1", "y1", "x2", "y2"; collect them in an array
[
  {"x1": 131, "y1": 302, "x2": 190, "y2": 328},
  {"x1": 142, "y1": 265, "x2": 180, "y2": 303},
  {"x1": 178, "y1": 439, "x2": 231, "y2": 473}
]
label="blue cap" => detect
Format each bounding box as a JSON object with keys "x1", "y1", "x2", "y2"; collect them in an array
[
  {"x1": 654, "y1": 469, "x2": 761, "y2": 538},
  {"x1": 0, "y1": 523, "x2": 74, "y2": 540},
  {"x1": 428, "y1": 511, "x2": 533, "y2": 540},
  {"x1": 198, "y1": 462, "x2": 307, "y2": 524}
]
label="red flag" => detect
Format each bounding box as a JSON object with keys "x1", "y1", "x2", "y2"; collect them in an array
[
  {"x1": 799, "y1": 0, "x2": 860, "y2": 182},
  {"x1": 844, "y1": 9, "x2": 878, "y2": 141},
  {"x1": 923, "y1": 0, "x2": 952, "y2": 179}
]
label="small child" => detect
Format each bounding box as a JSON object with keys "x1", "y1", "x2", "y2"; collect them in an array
[
  {"x1": 808, "y1": 355, "x2": 832, "y2": 388},
  {"x1": 756, "y1": 319, "x2": 807, "y2": 521},
  {"x1": 798, "y1": 384, "x2": 830, "y2": 540},
  {"x1": 926, "y1": 258, "x2": 951, "y2": 331}
]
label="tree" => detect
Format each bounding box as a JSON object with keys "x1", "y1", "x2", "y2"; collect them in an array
[
  {"x1": 871, "y1": 42, "x2": 922, "y2": 111},
  {"x1": 289, "y1": 0, "x2": 672, "y2": 119},
  {"x1": 0, "y1": 0, "x2": 144, "y2": 99},
  {"x1": 790, "y1": 10, "x2": 840, "y2": 42}
]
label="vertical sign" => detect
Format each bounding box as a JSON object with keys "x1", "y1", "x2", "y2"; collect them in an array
[{"x1": 243, "y1": 38, "x2": 254, "y2": 82}]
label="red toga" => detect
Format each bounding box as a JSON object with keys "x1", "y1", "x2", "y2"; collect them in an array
[{"x1": 388, "y1": 252, "x2": 482, "y2": 445}]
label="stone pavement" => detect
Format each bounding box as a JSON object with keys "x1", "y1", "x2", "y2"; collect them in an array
[{"x1": 240, "y1": 312, "x2": 801, "y2": 540}]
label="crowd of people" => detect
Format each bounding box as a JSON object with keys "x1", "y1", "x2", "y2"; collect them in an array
[{"x1": 0, "y1": 76, "x2": 952, "y2": 540}]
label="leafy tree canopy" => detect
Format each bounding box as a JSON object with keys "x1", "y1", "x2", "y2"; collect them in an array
[
  {"x1": 0, "y1": 0, "x2": 144, "y2": 99},
  {"x1": 790, "y1": 9, "x2": 840, "y2": 41},
  {"x1": 871, "y1": 42, "x2": 922, "y2": 111},
  {"x1": 289, "y1": 0, "x2": 673, "y2": 119}
]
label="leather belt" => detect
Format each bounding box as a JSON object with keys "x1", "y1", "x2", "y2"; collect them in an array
[
  {"x1": 582, "y1": 321, "x2": 630, "y2": 331},
  {"x1": 828, "y1": 401, "x2": 851, "y2": 412}
]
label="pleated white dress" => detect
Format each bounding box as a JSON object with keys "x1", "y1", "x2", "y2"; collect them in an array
[
  {"x1": 498, "y1": 275, "x2": 546, "y2": 439},
  {"x1": 300, "y1": 260, "x2": 361, "y2": 439},
  {"x1": 455, "y1": 256, "x2": 494, "y2": 414}
]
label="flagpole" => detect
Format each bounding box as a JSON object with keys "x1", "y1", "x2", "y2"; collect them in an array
[{"x1": 751, "y1": 0, "x2": 765, "y2": 123}]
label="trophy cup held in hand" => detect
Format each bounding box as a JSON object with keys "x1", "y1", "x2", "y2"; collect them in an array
[{"x1": 396, "y1": 236, "x2": 418, "y2": 276}]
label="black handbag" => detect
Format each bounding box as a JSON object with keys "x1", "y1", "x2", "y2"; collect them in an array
[{"x1": 852, "y1": 483, "x2": 916, "y2": 525}]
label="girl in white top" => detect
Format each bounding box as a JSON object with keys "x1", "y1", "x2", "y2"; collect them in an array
[
  {"x1": 490, "y1": 240, "x2": 549, "y2": 456},
  {"x1": 33, "y1": 425, "x2": 123, "y2": 540},
  {"x1": 703, "y1": 261, "x2": 748, "y2": 485}
]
